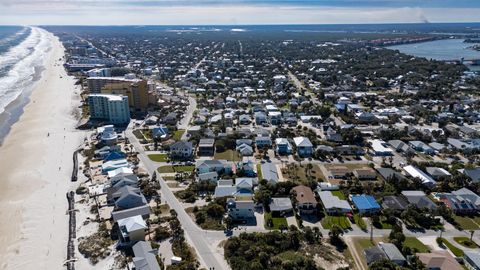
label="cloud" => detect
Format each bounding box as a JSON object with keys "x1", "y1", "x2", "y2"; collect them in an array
[{"x1": 0, "y1": 0, "x2": 479, "y2": 25}]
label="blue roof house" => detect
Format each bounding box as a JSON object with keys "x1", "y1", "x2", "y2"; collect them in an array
[
  {"x1": 104, "y1": 150, "x2": 126, "y2": 161},
  {"x1": 352, "y1": 195, "x2": 381, "y2": 214}
]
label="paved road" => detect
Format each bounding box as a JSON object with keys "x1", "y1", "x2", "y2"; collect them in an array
[
  {"x1": 126, "y1": 124, "x2": 230, "y2": 270},
  {"x1": 178, "y1": 95, "x2": 197, "y2": 132}
]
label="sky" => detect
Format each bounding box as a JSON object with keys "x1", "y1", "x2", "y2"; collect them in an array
[{"x1": 0, "y1": 0, "x2": 479, "y2": 25}]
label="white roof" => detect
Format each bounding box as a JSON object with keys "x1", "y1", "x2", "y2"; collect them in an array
[
  {"x1": 318, "y1": 191, "x2": 351, "y2": 211},
  {"x1": 403, "y1": 165, "x2": 436, "y2": 185},
  {"x1": 89, "y1": 93, "x2": 125, "y2": 101},
  {"x1": 368, "y1": 139, "x2": 393, "y2": 153},
  {"x1": 293, "y1": 137, "x2": 313, "y2": 147},
  {"x1": 118, "y1": 215, "x2": 146, "y2": 232},
  {"x1": 108, "y1": 167, "x2": 134, "y2": 178}
]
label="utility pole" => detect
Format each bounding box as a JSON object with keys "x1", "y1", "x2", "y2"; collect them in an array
[{"x1": 370, "y1": 220, "x2": 373, "y2": 242}]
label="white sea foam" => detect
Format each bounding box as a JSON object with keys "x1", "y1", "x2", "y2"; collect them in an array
[{"x1": 0, "y1": 27, "x2": 52, "y2": 115}]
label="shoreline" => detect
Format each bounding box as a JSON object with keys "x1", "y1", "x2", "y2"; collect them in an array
[
  {"x1": 0, "y1": 65, "x2": 45, "y2": 146},
  {"x1": 0, "y1": 29, "x2": 85, "y2": 269}
]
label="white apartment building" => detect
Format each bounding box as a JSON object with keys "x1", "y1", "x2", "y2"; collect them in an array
[{"x1": 88, "y1": 94, "x2": 130, "y2": 124}]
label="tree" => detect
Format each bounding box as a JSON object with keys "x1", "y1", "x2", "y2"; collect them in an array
[
  {"x1": 408, "y1": 255, "x2": 427, "y2": 270},
  {"x1": 224, "y1": 216, "x2": 234, "y2": 231},
  {"x1": 369, "y1": 259, "x2": 399, "y2": 270},
  {"x1": 329, "y1": 224, "x2": 344, "y2": 245},
  {"x1": 389, "y1": 223, "x2": 405, "y2": 250}
]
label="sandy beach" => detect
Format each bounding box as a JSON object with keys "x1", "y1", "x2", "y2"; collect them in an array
[{"x1": 0, "y1": 29, "x2": 85, "y2": 269}]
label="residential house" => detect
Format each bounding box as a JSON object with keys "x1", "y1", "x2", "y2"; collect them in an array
[
  {"x1": 198, "y1": 171, "x2": 219, "y2": 182},
  {"x1": 335, "y1": 145, "x2": 364, "y2": 156},
  {"x1": 226, "y1": 198, "x2": 255, "y2": 220},
  {"x1": 464, "y1": 251, "x2": 480, "y2": 270},
  {"x1": 429, "y1": 142, "x2": 447, "y2": 152},
  {"x1": 368, "y1": 139, "x2": 393, "y2": 156},
  {"x1": 196, "y1": 159, "x2": 232, "y2": 175},
  {"x1": 152, "y1": 126, "x2": 169, "y2": 140},
  {"x1": 170, "y1": 141, "x2": 193, "y2": 159},
  {"x1": 117, "y1": 215, "x2": 146, "y2": 245},
  {"x1": 403, "y1": 165, "x2": 437, "y2": 187},
  {"x1": 102, "y1": 150, "x2": 126, "y2": 161},
  {"x1": 376, "y1": 168, "x2": 406, "y2": 182},
  {"x1": 318, "y1": 182, "x2": 339, "y2": 191},
  {"x1": 112, "y1": 205, "x2": 151, "y2": 222},
  {"x1": 236, "y1": 139, "x2": 253, "y2": 147},
  {"x1": 351, "y1": 195, "x2": 381, "y2": 214},
  {"x1": 94, "y1": 145, "x2": 121, "y2": 159},
  {"x1": 293, "y1": 137, "x2": 314, "y2": 157},
  {"x1": 356, "y1": 112, "x2": 377, "y2": 123},
  {"x1": 401, "y1": 190, "x2": 437, "y2": 211},
  {"x1": 328, "y1": 166, "x2": 351, "y2": 179},
  {"x1": 163, "y1": 112, "x2": 178, "y2": 125},
  {"x1": 269, "y1": 197, "x2": 294, "y2": 217},
  {"x1": 463, "y1": 168, "x2": 480, "y2": 183},
  {"x1": 426, "y1": 167, "x2": 452, "y2": 180},
  {"x1": 353, "y1": 167, "x2": 377, "y2": 180},
  {"x1": 275, "y1": 138, "x2": 293, "y2": 155},
  {"x1": 254, "y1": 112, "x2": 267, "y2": 125},
  {"x1": 435, "y1": 192, "x2": 477, "y2": 215},
  {"x1": 111, "y1": 174, "x2": 139, "y2": 189},
  {"x1": 364, "y1": 247, "x2": 387, "y2": 265},
  {"x1": 132, "y1": 241, "x2": 161, "y2": 270},
  {"x1": 417, "y1": 251, "x2": 463, "y2": 270},
  {"x1": 108, "y1": 167, "x2": 134, "y2": 178},
  {"x1": 261, "y1": 163, "x2": 279, "y2": 184},
  {"x1": 388, "y1": 140, "x2": 414, "y2": 154},
  {"x1": 236, "y1": 161, "x2": 256, "y2": 177},
  {"x1": 214, "y1": 179, "x2": 253, "y2": 199},
  {"x1": 236, "y1": 143, "x2": 254, "y2": 156},
  {"x1": 448, "y1": 138, "x2": 480, "y2": 153},
  {"x1": 318, "y1": 191, "x2": 352, "y2": 215},
  {"x1": 292, "y1": 185, "x2": 317, "y2": 214},
  {"x1": 452, "y1": 188, "x2": 480, "y2": 209},
  {"x1": 102, "y1": 159, "x2": 129, "y2": 172},
  {"x1": 381, "y1": 195, "x2": 408, "y2": 211},
  {"x1": 198, "y1": 138, "x2": 215, "y2": 156},
  {"x1": 255, "y1": 136, "x2": 272, "y2": 148},
  {"x1": 110, "y1": 186, "x2": 148, "y2": 210},
  {"x1": 325, "y1": 127, "x2": 343, "y2": 143},
  {"x1": 214, "y1": 180, "x2": 238, "y2": 198},
  {"x1": 378, "y1": 242, "x2": 406, "y2": 265},
  {"x1": 235, "y1": 178, "x2": 256, "y2": 194},
  {"x1": 409, "y1": 141, "x2": 435, "y2": 155},
  {"x1": 238, "y1": 114, "x2": 251, "y2": 125}
]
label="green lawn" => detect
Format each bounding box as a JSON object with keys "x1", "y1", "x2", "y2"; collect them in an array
[
  {"x1": 148, "y1": 154, "x2": 168, "y2": 162},
  {"x1": 351, "y1": 237, "x2": 376, "y2": 270},
  {"x1": 331, "y1": 190, "x2": 346, "y2": 200},
  {"x1": 453, "y1": 237, "x2": 478, "y2": 248},
  {"x1": 403, "y1": 237, "x2": 430, "y2": 253},
  {"x1": 157, "y1": 165, "x2": 195, "y2": 174},
  {"x1": 355, "y1": 238, "x2": 375, "y2": 250},
  {"x1": 321, "y1": 215, "x2": 351, "y2": 230},
  {"x1": 283, "y1": 163, "x2": 325, "y2": 183},
  {"x1": 372, "y1": 216, "x2": 394, "y2": 229},
  {"x1": 438, "y1": 237, "x2": 464, "y2": 257},
  {"x1": 214, "y1": 150, "x2": 242, "y2": 161},
  {"x1": 353, "y1": 213, "x2": 367, "y2": 230},
  {"x1": 453, "y1": 215, "x2": 480, "y2": 230},
  {"x1": 172, "y1": 130, "x2": 185, "y2": 141},
  {"x1": 257, "y1": 164, "x2": 263, "y2": 180},
  {"x1": 265, "y1": 212, "x2": 288, "y2": 230}
]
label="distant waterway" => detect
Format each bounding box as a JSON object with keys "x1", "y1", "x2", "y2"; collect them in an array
[{"x1": 388, "y1": 38, "x2": 480, "y2": 71}]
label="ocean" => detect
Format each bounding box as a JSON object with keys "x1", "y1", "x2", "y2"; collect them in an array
[{"x1": 0, "y1": 26, "x2": 52, "y2": 144}]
